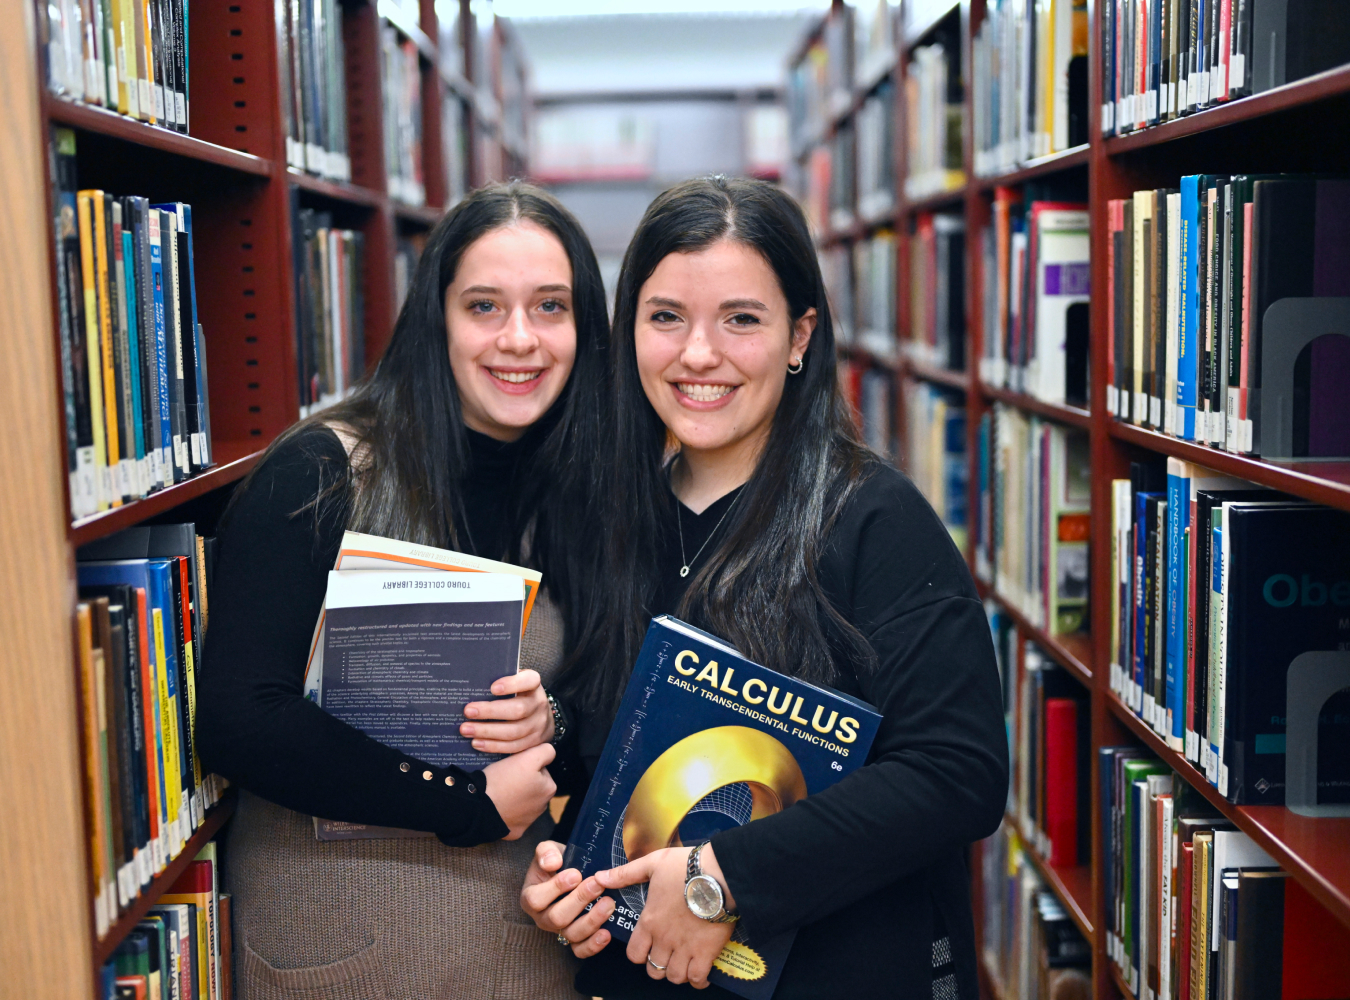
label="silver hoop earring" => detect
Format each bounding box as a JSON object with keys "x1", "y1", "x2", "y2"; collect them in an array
[{"x1": 788, "y1": 357, "x2": 804, "y2": 375}]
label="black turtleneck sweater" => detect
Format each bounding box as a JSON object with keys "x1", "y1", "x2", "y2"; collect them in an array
[{"x1": 196, "y1": 424, "x2": 527, "y2": 845}]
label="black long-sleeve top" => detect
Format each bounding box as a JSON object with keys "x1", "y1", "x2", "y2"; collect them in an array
[
  {"x1": 569, "y1": 463, "x2": 1009, "y2": 1000},
  {"x1": 196, "y1": 424, "x2": 534, "y2": 845}
]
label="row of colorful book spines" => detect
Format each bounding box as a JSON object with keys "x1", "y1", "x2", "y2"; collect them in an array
[
  {"x1": 974, "y1": 408, "x2": 1092, "y2": 638},
  {"x1": 101, "y1": 858, "x2": 229, "y2": 1000},
  {"x1": 1100, "y1": 0, "x2": 1258, "y2": 137},
  {"x1": 56, "y1": 165, "x2": 213, "y2": 519},
  {"x1": 969, "y1": 0, "x2": 1090, "y2": 163},
  {"x1": 46, "y1": 0, "x2": 189, "y2": 131},
  {"x1": 294, "y1": 223, "x2": 367, "y2": 408},
  {"x1": 1103, "y1": 173, "x2": 1342, "y2": 459},
  {"x1": 279, "y1": 0, "x2": 352, "y2": 182},
  {"x1": 77, "y1": 556, "x2": 216, "y2": 935}
]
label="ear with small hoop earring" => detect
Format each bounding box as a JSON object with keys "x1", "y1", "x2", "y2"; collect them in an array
[{"x1": 787, "y1": 357, "x2": 804, "y2": 375}]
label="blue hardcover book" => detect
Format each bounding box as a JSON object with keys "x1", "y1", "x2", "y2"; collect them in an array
[
  {"x1": 1164, "y1": 460, "x2": 1189, "y2": 749},
  {"x1": 1177, "y1": 176, "x2": 1200, "y2": 440},
  {"x1": 564, "y1": 616, "x2": 882, "y2": 999},
  {"x1": 1221, "y1": 503, "x2": 1350, "y2": 805},
  {"x1": 147, "y1": 211, "x2": 173, "y2": 486}
]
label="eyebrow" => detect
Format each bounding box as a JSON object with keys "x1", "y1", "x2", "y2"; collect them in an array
[
  {"x1": 460, "y1": 284, "x2": 572, "y2": 295},
  {"x1": 720, "y1": 298, "x2": 768, "y2": 311},
  {"x1": 645, "y1": 296, "x2": 684, "y2": 309}
]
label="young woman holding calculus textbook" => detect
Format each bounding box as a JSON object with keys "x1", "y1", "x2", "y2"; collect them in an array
[
  {"x1": 197, "y1": 183, "x2": 610, "y2": 998},
  {"x1": 521, "y1": 177, "x2": 1009, "y2": 999}
]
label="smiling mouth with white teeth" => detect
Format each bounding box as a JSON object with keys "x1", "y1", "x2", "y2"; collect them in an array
[
  {"x1": 489, "y1": 369, "x2": 544, "y2": 384},
  {"x1": 677, "y1": 382, "x2": 737, "y2": 402}
]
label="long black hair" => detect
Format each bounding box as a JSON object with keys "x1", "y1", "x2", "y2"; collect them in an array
[
  {"x1": 236, "y1": 181, "x2": 611, "y2": 648},
  {"x1": 556, "y1": 176, "x2": 876, "y2": 719}
]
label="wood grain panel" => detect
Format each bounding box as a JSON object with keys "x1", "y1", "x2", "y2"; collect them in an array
[{"x1": 0, "y1": 0, "x2": 94, "y2": 993}]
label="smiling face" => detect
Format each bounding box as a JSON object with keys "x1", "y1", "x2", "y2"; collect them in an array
[
  {"x1": 634, "y1": 240, "x2": 815, "y2": 477},
  {"x1": 444, "y1": 221, "x2": 577, "y2": 441}
]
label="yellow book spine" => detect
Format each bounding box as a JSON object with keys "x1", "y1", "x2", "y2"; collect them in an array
[
  {"x1": 76, "y1": 193, "x2": 109, "y2": 512},
  {"x1": 115, "y1": 0, "x2": 139, "y2": 117},
  {"x1": 90, "y1": 190, "x2": 121, "y2": 504},
  {"x1": 152, "y1": 607, "x2": 183, "y2": 850},
  {"x1": 182, "y1": 618, "x2": 203, "y2": 812},
  {"x1": 141, "y1": 0, "x2": 158, "y2": 124}
]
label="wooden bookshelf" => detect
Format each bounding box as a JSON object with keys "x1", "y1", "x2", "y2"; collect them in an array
[
  {"x1": 91, "y1": 792, "x2": 238, "y2": 968},
  {"x1": 3, "y1": 1, "x2": 530, "y2": 992},
  {"x1": 803, "y1": 0, "x2": 1350, "y2": 996},
  {"x1": 1009, "y1": 812, "x2": 1095, "y2": 940}
]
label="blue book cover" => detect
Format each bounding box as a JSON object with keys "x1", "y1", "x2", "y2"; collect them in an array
[
  {"x1": 1165, "y1": 462, "x2": 1190, "y2": 747},
  {"x1": 148, "y1": 212, "x2": 172, "y2": 482},
  {"x1": 1221, "y1": 504, "x2": 1350, "y2": 805},
  {"x1": 564, "y1": 616, "x2": 882, "y2": 999},
  {"x1": 1208, "y1": 517, "x2": 1224, "y2": 781},
  {"x1": 1177, "y1": 176, "x2": 1200, "y2": 440}
]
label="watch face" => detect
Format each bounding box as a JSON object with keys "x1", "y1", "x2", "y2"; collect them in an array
[{"x1": 685, "y1": 874, "x2": 723, "y2": 919}]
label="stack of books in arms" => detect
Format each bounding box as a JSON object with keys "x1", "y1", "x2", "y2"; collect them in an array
[
  {"x1": 971, "y1": 0, "x2": 1090, "y2": 178},
  {"x1": 904, "y1": 26, "x2": 965, "y2": 201},
  {"x1": 979, "y1": 188, "x2": 1091, "y2": 408},
  {"x1": 1107, "y1": 175, "x2": 1350, "y2": 458},
  {"x1": 980, "y1": 823, "x2": 1092, "y2": 1000},
  {"x1": 101, "y1": 845, "x2": 232, "y2": 1000},
  {"x1": 1100, "y1": 752, "x2": 1350, "y2": 1000},
  {"x1": 52, "y1": 129, "x2": 214, "y2": 521},
  {"x1": 381, "y1": 24, "x2": 426, "y2": 207},
  {"x1": 1011, "y1": 642, "x2": 1090, "y2": 869},
  {"x1": 855, "y1": 82, "x2": 895, "y2": 223},
  {"x1": 852, "y1": 230, "x2": 896, "y2": 360},
  {"x1": 903, "y1": 382, "x2": 968, "y2": 552},
  {"x1": 975, "y1": 403, "x2": 1090, "y2": 636},
  {"x1": 1110, "y1": 460, "x2": 1350, "y2": 804},
  {"x1": 75, "y1": 523, "x2": 222, "y2": 938},
  {"x1": 1100, "y1": 0, "x2": 1350, "y2": 137},
  {"x1": 907, "y1": 212, "x2": 965, "y2": 372},
  {"x1": 278, "y1": 0, "x2": 352, "y2": 182},
  {"x1": 292, "y1": 205, "x2": 366, "y2": 419},
  {"x1": 44, "y1": 0, "x2": 190, "y2": 132}
]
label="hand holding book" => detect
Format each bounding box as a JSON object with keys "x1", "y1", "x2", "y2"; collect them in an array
[
  {"x1": 482, "y1": 743, "x2": 557, "y2": 841},
  {"x1": 599, "y1": 844, "x2": 737, "y2": 988},
  {"x1": 522, "y1": 840, "x2": 616, "y2": 957},
  {"x1": 461, "y1": 668, "x2": 555, "y2": 753}
]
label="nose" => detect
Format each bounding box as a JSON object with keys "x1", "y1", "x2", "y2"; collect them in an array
[
  {"x1": 679, "y1": 321, "x2": 720, "y2": 371},
  {"x1": 498, "y1": 305, "x2": 539, "y2": 355}
]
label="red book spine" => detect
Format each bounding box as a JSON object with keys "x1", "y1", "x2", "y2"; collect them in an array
[
  {"x1": 1177, "y1": 842, "x2": 1194, "y2": 1000},
  {"x1": 167, "y1": 858, "x2": 213, "y2": 895},
  {"x1": 1043, "y1": 697, "x2": 1079, "y2": 866}
]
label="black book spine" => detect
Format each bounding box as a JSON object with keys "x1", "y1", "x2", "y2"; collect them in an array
[
  {"x1": 103, "y1": 195, "x2": 131, "y2": 501},
  {"x1": 121, "y1": 590, "x2": 149, "y2": 878},
  {"x1": 107, "y1": 609, "x2": 138, "y2": 890},
  {"x1": 173, "y1": 220, "x2": 200, "y2": 472},
  {"x1": 172, "y1": 0, "x2": 187, "y2": 132},
  {"x1": 1207, "y1": 181, "x2": 1226, "y2": 442},
  {"x1": 1143, "y1": 210, "x2": 1155, "y2": 423},
  {"x1": 1143, "y1": 495, "x2": 1159, "y2": 709}
]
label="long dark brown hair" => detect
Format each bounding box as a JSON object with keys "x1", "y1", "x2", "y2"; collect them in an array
[
  {"x1": 555, "y1": 176, "x2": 877, "y2": 719},
  {"x1": 232, "y1": 181, "x2": 611, "y2": 651}
]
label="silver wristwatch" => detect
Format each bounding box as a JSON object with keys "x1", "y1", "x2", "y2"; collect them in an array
[{"x1": 684, "y1": 843, "x2": 738, "y2": 923}]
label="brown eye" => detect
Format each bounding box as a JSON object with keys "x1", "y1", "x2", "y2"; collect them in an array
[
  {"x1": 651, "y1": 310, "x2": 680, "y2": 324},
  {"x1": 728, "y1": 313, "x2": 760, "y2": 327}
]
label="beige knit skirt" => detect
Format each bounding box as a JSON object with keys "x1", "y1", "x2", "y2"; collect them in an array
[{"x1": 225, "y1": 593, "x2": 579, "y2": 1000}]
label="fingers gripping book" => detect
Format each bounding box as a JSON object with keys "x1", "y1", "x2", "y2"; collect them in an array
[{"x1": 564, "y1": 616, "x2": 882, "y2": 999}]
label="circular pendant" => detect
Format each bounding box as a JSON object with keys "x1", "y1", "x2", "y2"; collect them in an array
[{"x1": 679, "y1": 565, "x2": 690, "y2": 578}]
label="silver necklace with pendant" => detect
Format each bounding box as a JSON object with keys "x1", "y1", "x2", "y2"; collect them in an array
[{"x1": 676, "y1": 490, "x2": 741, "y2": 578}]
